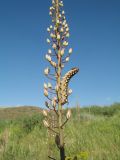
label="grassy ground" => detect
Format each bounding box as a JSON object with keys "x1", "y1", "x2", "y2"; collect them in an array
[{"x1": 0, "y1": 103, "x2": 120, "y2": 160}]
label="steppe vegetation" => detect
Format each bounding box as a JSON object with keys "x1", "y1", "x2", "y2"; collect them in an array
[{"x1": 0, "y1": 103, "x2": 120, "y2": 160}]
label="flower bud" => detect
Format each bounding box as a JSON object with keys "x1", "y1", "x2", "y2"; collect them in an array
[
  {"x1": 54, "y1": 26, "x2": 57, "y2": 31},
  {"x1": 57, "y1": 19, "x2": 60, "y2": 24},
  {"x1": 48, "y1": 82, "x2": 52, "y2": 88},
  {"x1": 46, "y1": 38, "x2": 50, "y2": 43},
  {"x1": 61, "y1": 64, "x2": 64, "y2": 68},
  {"x1": 60, "y1": 49, "x2": 64, "y2": 56},
  {"x1": 49, "y1": 12, "x2": 52, "y2": 16},
  {"x1": 59, "y1": 14, "x2": 62, "y2": 18},
  {"x1": 50, "y1": 61, "x2": 57, "y2": 67},
  {"x1": 43, "y1": 120, "x2": 49, "y2": 128},
  {"x1": 66, "y1": 110, "x2": 71, "y2": 119},
  {"x1": 63, "y1": 20, "x2": 66, "y2": 26},
  {"x1": 44, "y1": 89, "x2": 48, "y2": 97},
  {"x1": 44, "y1": 83, "x2": 48, "y2": 89},
  {"x1": 45, "y1": 54, "x2": 51, "y2": 62},
  {"x1": 68, "y1": 89, "x2": 72, "y2": 95},
  {"x1": 48, "y1": 49, "x2": 52, "y2": 54},
  {"x1": 63, "y1": 41, "x2": 68, "y2": 46},
  {"x1": 44, "y1": 67, "x2": 50, "y2": 75},
  {"x1": 42, "y1": 110, "x2": 47, "y2": 117},
  {"x1": 57, "y1": 34, "x2": 61, "y2": 40},
  {"x1": 66, "y1": 33, "x2": 70, "y2": 38},
  {"x1": 50, "y1": 25, "x2": 53, "y2": 29},
  {"x1": 55, "y1": 85, "x2": 59, "y2": 92},
  {"x1": 65, "y1": 57, "x2": 70, "y2": 62},
  {"x1": 59, "y1": 2, "x2": 63, "y2": 6},
  {"x1": 69, "y1": 48, "x2": 73, "y2": 54},
  {"x1": 66, "y1": 27, "x2": 69, "y2": 32},
  {"x1": 52, "y1": 0, "x2": 55, "y2": 4},
  {"x1": 65, "y1": 24, "x2": 68, "y2": 28},
  {"x1": 52, "y1": 43, "x2": 57, "y2": 49},
  {"x1": 60, "y1": 27, "x2": 64, "y2": 32},
  {"x1": 47, "y1": 27, "x2": 50, "y2": 32}
]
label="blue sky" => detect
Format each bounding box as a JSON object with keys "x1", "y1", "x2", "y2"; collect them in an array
[{"x1": 0, "y1": 0, "x2": 120, "y2": 107}]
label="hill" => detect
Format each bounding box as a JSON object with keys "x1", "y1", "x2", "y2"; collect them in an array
[{"x1": 0, "y1": 106, "x2": 42, "y2": 120}]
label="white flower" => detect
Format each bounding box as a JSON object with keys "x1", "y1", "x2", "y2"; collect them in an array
[
  {"x1": 46, "y1": 38, "x2": 50, "y2": 43},
  {"x1": 57, "y1": 34, "x2": 60, "y2": 40},
  {"x1": 59, "y1": 14, "x2": 62, "y2": 18},
  {"x1": 50, "y1": 25, "x2": 53, "y2": 29},
  {"x1": 63, "y1": 16, "x2": 66, "y2": 20},
  {"x1": 60, "y1": 49, "x2": 64, "y2": 56},
  {"x1": 60, "y1": 28, "x2": 64, "y2": 32},
  {"x1": 50, "y1": 33, "x2": 56, "y2": 38},
  {"x1": 63, "y1": 41, "x2": 68, "y2": 46},
  {"x1": 52, "y1": 0, "x2": 55, "y2": 4},
  {"x1": 47, "y1": 27, "x2": 50, "y2": 32},
  {"x1": 48, "y1": 82, "x2": 52, "y2": 88},
  {"x1": 49, "y1": 12, "x2": 52, "y2": 16},
  {"x1": 63, "y1": 20, "x2": 66, "y2": 26},
  {"x1": 66, "y1": 27, "x2": 69, "y2": 32},
  {"x1": 66, "y1": 110, "x2": 71, "y2": 119},
  {"x1": 54, "y1": 26, "x2": 57, "y2": 31},
  {"x1": 61, "y1": 64, "x2": 64, "y2": 68},
  {"x1": 44, "y1": 89, "x2": 48, "y2": 97},
  {"x1": 65, "y1": 57, "x2": 70, "y2": 62},
  {"x1": 50, "y1": 7, "x2": 52, "y2": 10},
  {"x1": 50, "y1": 61, "x2": 57, "y2": 67},
  {"x1": 44, "y1": 67, "x2": 50, "y2": 75},
  {"x1": 44, "y1": 83, "x2": 48, "y2": 89},
  {"x1": 59, "y1": 2, "x2": 63, "y2": 6},
  {"x1": 68, "y1": 89, "x2": 72, "y2": 95},
  {"x1": 65, "y1": 24, "x2": 68, "y2": 28},
  {"x1": 52, "y1": 43, "x2": 57, "y2": 49},
  {"x1": 42, "y1": 110, "x2": 47, "y2": 117},
  {"x1": 62, "y1": 11, "x2": 65, "y2": 15},
  {"x1": 48, "y1": 49, "x2": 52, "y2": 54},
  {"x1": 45, "y1": 54, "x2": 51, "y2": 62},
  {"x1": 57, "y1": 19, "x2": 60, "y2": 24},
  {"x1": 43, "y1": 120, "x2": 49, "y2": 128},
  {"x1": 66, "y1": 33, "x2": 70, "y2": 38},
  {"x1": 55, "y1": 85, "x2": 59, "y2": 91},
  {"x1": 69, "y1": 48, "x2": 73, "y2": 54}
]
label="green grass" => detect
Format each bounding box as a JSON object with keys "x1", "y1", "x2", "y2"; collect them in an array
[{"x1": 0, "y1": 103, "x2": 120, "y2": 160}]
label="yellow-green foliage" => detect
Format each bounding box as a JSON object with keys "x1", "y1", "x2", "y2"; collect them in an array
[{"x1": 0, "y1": 103, "x2": 120, "y2": 160}]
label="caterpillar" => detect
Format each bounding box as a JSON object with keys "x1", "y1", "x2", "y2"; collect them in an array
[{"x1": 60, "y1": 67, "x2": 79, "y2": 105}]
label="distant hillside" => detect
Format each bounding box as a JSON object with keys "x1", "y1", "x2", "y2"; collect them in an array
[
  {"x1": 0, "y1": 106, "x2": 42, "y2": 120},
  {"x1": 0, "y1": 103, "x2": 120, "y2": 121}
]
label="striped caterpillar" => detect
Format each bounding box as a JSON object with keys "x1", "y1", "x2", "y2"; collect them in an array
[{"x1": 60, "y1": 67, "x2": 79, "y2": 105}]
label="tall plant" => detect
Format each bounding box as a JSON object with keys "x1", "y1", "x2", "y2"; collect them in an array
[{"x1": 43, "y1": 0, "x2": 79, "y2": 160}]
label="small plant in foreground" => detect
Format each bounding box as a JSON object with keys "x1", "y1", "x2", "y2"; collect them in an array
[{"x1": 43, "y1": 0, "x2": 79, "y2": 160}]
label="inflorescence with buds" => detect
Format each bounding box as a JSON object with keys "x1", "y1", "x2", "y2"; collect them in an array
[{"x1": 43, "y1": 0, "x2": 79, "y2": 159}]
